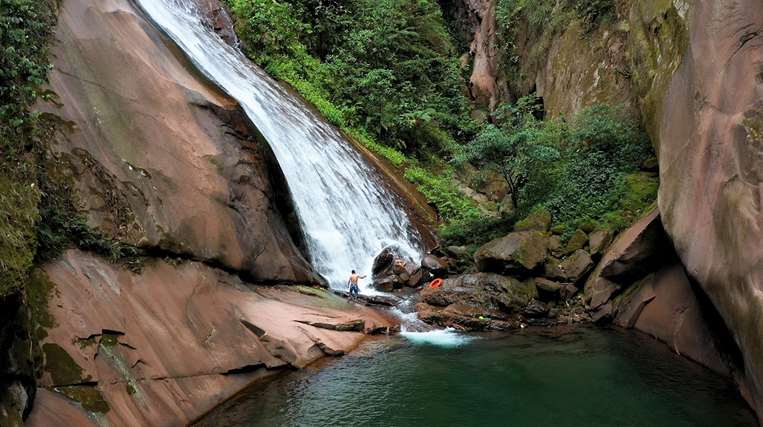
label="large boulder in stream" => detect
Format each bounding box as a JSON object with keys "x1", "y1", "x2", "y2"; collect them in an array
[
  {"x1": 371, "y1": 247, "x2": 423, "y2": 291},
  {"x1": 416, "y1": 273, "x2": 537, "y2": 330},
  {"x1": 474, "y1": 231, "x2": 549, "y2": 276}
]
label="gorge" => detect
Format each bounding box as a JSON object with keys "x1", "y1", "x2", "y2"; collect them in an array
[{"x1": 0, "y1": 0, "x2": 761, "y2": 426}]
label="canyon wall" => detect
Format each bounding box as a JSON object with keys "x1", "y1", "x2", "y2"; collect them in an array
[
  {"x1": 456, "y1": 0, "x2": 762, "y2": 419},
  {"x1": 656, "y1": 0, "x2": 763, "y2": 416}
]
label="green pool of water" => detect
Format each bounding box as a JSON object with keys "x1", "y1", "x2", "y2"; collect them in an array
[{"x1": 197, "y1": 328, "x2": 756, "y2": 427}]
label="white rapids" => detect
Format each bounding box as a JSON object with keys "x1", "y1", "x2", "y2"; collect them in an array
[{"x1": 135, "y1": 0, "x2": 423, "y2": 292}]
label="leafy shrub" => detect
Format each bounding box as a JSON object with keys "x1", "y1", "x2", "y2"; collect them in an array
[
  {"x1": 458, "y1": 99, "x2": 655, "y2": 240},
  {"x1": 0, "y1": 0, "x2": 57, "y2": 295}
]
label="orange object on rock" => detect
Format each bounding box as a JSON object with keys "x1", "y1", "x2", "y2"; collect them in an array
[{"x1": 429, "y1": 278, "x2": 444, "y2": 289}]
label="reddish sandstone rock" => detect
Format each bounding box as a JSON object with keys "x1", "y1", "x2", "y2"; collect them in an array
[
  {"x1": 615, "y1": 264, "x2": 729, "y2": 376},
  {"x1": 40, "y1": 0, "x2": 318, "y2": 284},
  {"x1": 657, "y1": 0, "x2": 763, "y2": 416},
  {"x1": 27, "y1": 250, "x2": 394, "y2": 427}
]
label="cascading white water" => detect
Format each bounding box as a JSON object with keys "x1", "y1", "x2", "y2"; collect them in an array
[{"x1": 135, "y1": 0, "x2": 422, "y2": 292}]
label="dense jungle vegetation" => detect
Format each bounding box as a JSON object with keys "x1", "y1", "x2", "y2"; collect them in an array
[{"x1": 225, "y1": 0, "x2": 657, "y2": 248}]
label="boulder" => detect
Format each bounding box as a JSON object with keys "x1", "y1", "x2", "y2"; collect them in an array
[
  {"x1": 514, "y1": 209, "x2": 552, "y2": 232},
  {"x1": 586, "y1": 277, "x2": 620, "y2": 310},
  {"x1": 584, "y1": 208, "x2": 665, "y2": 305},
  {"x1": 588, "y1": 229, "x2": 614, "y2": 256},
  {"x1": 444, "y1": 246, "x2": 469, "y2": 257},
  {"x1": 544, "y1": 250, "x2": 593, "y2": 284},
  {"x1": 474, "y1": 231, "x2": 548, "y2": 275},
  {"x1": 523, "y1": 301, "x2": 550, "y2": 318},
  {"x1": 562, "y1": 229, "x2": 588, "y2": 255},
  {"x1": 372, "y1": 247, "x2": 396, "y2": 275},
  {"x1": 371, "y1": 247, "x2": 416, "y2": 291},
  {"x1": 417, "y1": 273, "x2": 538, "y2": 330},
  {"x1": 421, "y1": 254, "x2": 449, "y2": 275},
  {"x1": 407, "y1": 268, "x2": 426, "y2": 288},
  {"x1": 533, "y1": 278, "x2": 578, "y2": 302}
]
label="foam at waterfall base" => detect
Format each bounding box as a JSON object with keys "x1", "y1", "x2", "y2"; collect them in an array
[
  {"x1": 400, "y1": 328, "x2": 474, "y2": 348},
  {"x1": 391, "y1": 306, "x2": 473, "y2": 348}
]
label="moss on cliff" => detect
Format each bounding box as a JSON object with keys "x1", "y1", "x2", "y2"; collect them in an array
[
  {"x1": 625, "y1": 0, "x2": 689, "y2": 148},
  {"x1": 42, "y1": 343, "x2": 90, "y2": 386},
  {"x1": 56, "y1": 385, "x2": 110, "y2": 414}
]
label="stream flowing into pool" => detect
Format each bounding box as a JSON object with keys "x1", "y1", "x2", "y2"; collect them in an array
[{"x1": 196, "y1": 328, "x2": 756, "y2": 427}]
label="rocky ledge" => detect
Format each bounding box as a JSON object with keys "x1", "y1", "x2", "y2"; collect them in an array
[{"x1": 26, "y1": 250, "x2": 395, "y2": 426}]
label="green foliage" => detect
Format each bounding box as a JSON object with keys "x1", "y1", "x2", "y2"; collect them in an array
[
  {"x1": 543, "y1": 104, "x2": 653, "y2": 235},
  {"x1": 226, "y1": 0, "x2": 474, "y2": 156},
  {"x1": 0, "y1": 176, "x2": 40, "y2": 297},
  {"x1": 458, "y1": 99, "x2": 655, "y2": 240},
  {"x1": 404, "y1": 166, "x2": 480, "y2": 223},
  {"x1": 0, "y1": 0, "x2": 56, "y2": 296},
  {"x1": 227, "y1": 0, "x2": 307, "y2": 60},
  {"x1": 226, "y1": 0, "x2": 487, "y2": 238},
  {"x1": 455, "y1": 96, "x2": 561, "y2": 207}
]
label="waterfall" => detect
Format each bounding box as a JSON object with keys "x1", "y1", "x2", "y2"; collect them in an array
[{"x1": 135, "y1": 0, "x2": 423, "y2": 291}]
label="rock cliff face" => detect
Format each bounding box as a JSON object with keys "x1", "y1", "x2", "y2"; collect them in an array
[
  {"x1": 453, "y1": 0, "x2": 762, "y2": 418},
  {"x1": 42, "y1": 0, "x2": 318, "y2": 284},
  {"x1": 657, "y1": 0, "x2": 763, "y2": 417},
  {"x1": 22, "y1": 0, "x2": 396, "y2": 424}
]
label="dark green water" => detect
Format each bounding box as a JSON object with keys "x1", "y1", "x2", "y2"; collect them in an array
[{"x1": 198, "y1": 328, "x2": 756, "y2": 427}]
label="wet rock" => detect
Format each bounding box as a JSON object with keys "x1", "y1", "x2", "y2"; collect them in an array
[
  {"x1": 416, "y1": 273, "x2": 537, "y2": 330},
  {"x1": 371, "y1": 247, "x2": 415, "y2": 291},
  {"x1": 544, "y1": 250, "x2": 593, "y2": 284},
  {"x1": 534, "y1": 277, "x2": 562, "y2": 301},
  {"x1": 372, "y1": 247, "x2": 396, "y2": 275},
  {"x1": 28, "y1": 250, "x2": 395, "y2": 426},
  {"x1": 331, "y1": 290, "x2": 400, "y2": 307},
  {"x1": 523, "y1": 301, "x2": 549, "y2": 318},
  {"x1": 407, "y1": 268, "x2": 426, "y2": 288},
  {"x1": 474, "y1": 231, "x2": 548, "y2": 276},
  {"x1": 40, "y1": 0, "x2": 319, "y2": 284},
  {"x1": 421, "y1": 254, "x2": 448, "y2": 276},
  {"x1": 197, "y1": 0, "x2": 239, "y2": 46}
]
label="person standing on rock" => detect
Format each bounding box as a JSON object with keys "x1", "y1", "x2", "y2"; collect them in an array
[{"x1": 348, "y1": 270, "x2": 366, "y2": 298}]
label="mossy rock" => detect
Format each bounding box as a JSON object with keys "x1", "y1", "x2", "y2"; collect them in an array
[
  {"x1": 56, "y1": 385, "x2": 110, "y2": 413},
  {"x1": 42, "y1": 343, "x2": 90, "y2": 385},
  {"x1": 563, "y1": 229, "x2": 589, "y2": 255},
  {"x1": 514, "y1": 208, "x2": 552, "y2": 232},
  {"x1": 474, "y1": 231, "x2": 549, "y2": 275}
]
